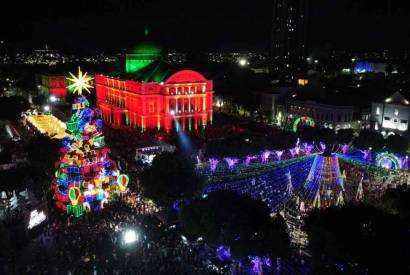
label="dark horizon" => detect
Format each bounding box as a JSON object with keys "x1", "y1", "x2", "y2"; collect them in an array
[{"x1": 0, "y1": 0, "x2": 409, "y2": 53}]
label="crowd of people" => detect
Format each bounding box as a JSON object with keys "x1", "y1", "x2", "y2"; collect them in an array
[{"x1": 3, "y1": 199, "x2": 221, "y2": 275}]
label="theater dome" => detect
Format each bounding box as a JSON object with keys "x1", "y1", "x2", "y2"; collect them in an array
[{"x1": 165, "y1": 70, "x2": 208, "y2": 84}]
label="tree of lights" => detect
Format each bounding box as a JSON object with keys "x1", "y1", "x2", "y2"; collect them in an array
[{"x1": 51, "y1": 67, "x2": 129, "y2": 217}]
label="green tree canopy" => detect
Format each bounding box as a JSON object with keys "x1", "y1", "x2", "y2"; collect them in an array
[
  {"x1": 140, "y1": 151, "x2": 206, "y2": 207},
  {"x1": 298, "y1": 125, "x2": 320, "y2": 143},
  {"x1": 205, "y1": 132, "x2": 270, "y2": 158},
  {"x1": 180, "y1": 191, "x2": 290, "y2": 258},
  {"x1": 336, "y1": 128, "x2": 354, "y2": 144},
  {"x1": 353, "y1": 129, "x2": 384, "y2": 151},
  {"x1": 26, "y1": 135, "x2": 60, "y2": 173},
  {"x1": 304, "y1": 204, "x2": 409, "y2": 274},
  {"x1": 384, "y1": 134, "x2": 409, "y2": 155},
  {"x1": 0, "y1": 96, "x2": 30, "y2": 122}
]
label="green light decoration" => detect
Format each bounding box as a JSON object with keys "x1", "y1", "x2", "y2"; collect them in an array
[
  {"x1": 68, "y1": 186, "x2": 81, "y2": 205},
  {"x1": 292, "y1": 116, "x2": 315, "y2": 132},
  {"x1": 93, "y1": 135, "x2": 105, "y2": 148},
  {"x1": 67, "y1": 204, "x2": 84, "y2": 218},
  {"x1": 125, "y1": 42, "x2": 162, "y2": 73}
]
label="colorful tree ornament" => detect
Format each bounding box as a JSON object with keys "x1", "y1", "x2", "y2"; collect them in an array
[
  {"x1": 51, "y1": 68, "x2": 128, "y2": 217},
  {"x1": 67, "y1": 67, "x2": 93, "y2": 96},
  {"x1": 117, "y1": 174, "x2": 129, "y2": 193}
]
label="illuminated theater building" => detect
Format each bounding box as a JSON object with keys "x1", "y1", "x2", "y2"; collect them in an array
[{"x1": 95, "y1": 43, "x2": 213, "y2": 132}]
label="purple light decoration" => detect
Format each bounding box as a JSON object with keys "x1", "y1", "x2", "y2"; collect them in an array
[
  {"x1": 275, "y1": 150, "x2": 284, "y2": 160},
  {"x1": 209, "y1": 158, "x2": 219, "y2": 172},
  {"x1": 402, "y1": 156, "x2": 409, "y2": 169},
  {"x1": 295, "y1": 146, "x2": 300, "y2": 155},
  {"x1": 250, "y1": 256, "x2": 263, "y2": 274},
  {"x1": 261, "y1": 151, "x2": 270, "y2": 163},
  {"x1": 360, "y1": 149, "x2": 371, "y2": 160},
  {"x1": 320, "y1": 142, "x2": 326, "y2": 151},
  {"x1": 289, "y1": 148, "x2": 296, "y2": 158},
  {"x1": 244, "y1": 155, "x2": 258, "y2": 166},
  {"x1": 224, "y1": 157, "x2": 239, "y2": 169},
  {"x1": 303, "y1": 143, "x2": 313, "y2": 155},
  {"x1": 249, "y1": 256, "x2": 272, "y2": 274},
  {"x1": 216, "y1": 245, "x2": 232, "y2": 261},
  {"x1": 341, "y1": 144, "x2": 349, "y2": 154}
]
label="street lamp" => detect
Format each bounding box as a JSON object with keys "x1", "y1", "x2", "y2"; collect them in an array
[
  {"x1": 123, "y1": 229, "x2": 138, "y2": 245},
  {"x1": 43, "y1": 105, "x2": 51, "y2": 112},
  {"x1": 49, "y1": 95, "x2": 57, "y2": 102},
  {"x1": 238, "y1": 58, "x2": 248, "y2": 67}
]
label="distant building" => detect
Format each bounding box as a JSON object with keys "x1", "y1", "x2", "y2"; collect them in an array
[
  {"x1": 371, "y1": 91, "x2": 410, "y2": 135},
  {"x1": 271, "y1": 0, "x2": 309, "y2": 81},
  {"x1": 354, "y1": 61, "x2": 391, "y2": 75},
  {"x1": 261, "y1": 87, "x2": 292, "y2": 124},
  {"x1": 38, "y1": 75, "x2": 67, "y2": 97},
  {"x1": 287, "y1": 99, "x2": 356, "y2": 130},
  {"x1": 135, "y1": 142, "x2": 176, "y2": 165}
]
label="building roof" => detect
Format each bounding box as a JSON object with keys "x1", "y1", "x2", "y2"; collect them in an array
[
  {"x1": 165, "y1": 70, "x2": 208, "y2": 84},
  {"x1": 108, "y1": 59, "x2": 173, "y2": 83},
  {"x1": 384, "y1": 91, "x2": 410, "y2": 106}
]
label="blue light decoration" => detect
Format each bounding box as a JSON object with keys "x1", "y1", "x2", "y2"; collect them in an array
[
  {"x1": 216, "y1": 245, "x2": 232, "y2": 261},
  {"x1": 376, "y1": 152, "x2": 402, "y2": 170},
  {"x1": 206, "y1": 155, "x2": 315, "y2": 211},
  {"x1": 201, "y1": 144, "x2": 406, "y2": 214},
  {"x1": 354, "y1": 61, "x2": 373, "y2": 73},
  {"x1": 249, "y1": 256, "x2": 272, "y2": 274},
  {"x1": 209, "y1": 158, "x2": 219, "y2": 172}
]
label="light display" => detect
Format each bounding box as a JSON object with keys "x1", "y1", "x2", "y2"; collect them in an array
[
  {"x1": 202, "y1": 143, "x2": 409, "y2": 214},
  {"x1": 123, "y1": 229, "x2": 138, "y2": 244},
  {"x1": 67, "y1": 67, "x2": 93, "y2": 96},
  {"x1": 125, "y1": 42, "x2": 162, "y2": 73},
  {"x1": 27, "y1": 209, "x2": 47, "y2": 229},
  {"x1": 26, "y1": 114, "x2": 67, "y2": 139},
  {"x1": 292, "y1": 116, "x2": 315, "y2": 132},
  {"x1": 51, "y1": 68, "x2": 127, "y2": 217},
  {"x1": 376, "y1": 152, "x2": 402, "y2": 170}
]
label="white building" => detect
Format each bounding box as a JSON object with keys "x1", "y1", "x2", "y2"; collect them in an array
[
  {"x1": 135, "y1": 142, "x2": 176, "y2": 165},
  {"x1": 371, "y1": 91, "x2": 410, "y2": 135}
]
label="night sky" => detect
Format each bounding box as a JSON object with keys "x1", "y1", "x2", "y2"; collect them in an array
[{"x1": 1, "y1": 0, "x2": 409, "y2": 53}]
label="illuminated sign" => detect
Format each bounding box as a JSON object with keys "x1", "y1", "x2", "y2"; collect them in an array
[{"x1": 28, "y1": 209, "x2": 46, "y2": 229}]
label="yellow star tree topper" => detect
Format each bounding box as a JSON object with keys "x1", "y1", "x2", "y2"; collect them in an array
[{"x1": 67, "y1": 67, "x2": 93, "y2": 96}]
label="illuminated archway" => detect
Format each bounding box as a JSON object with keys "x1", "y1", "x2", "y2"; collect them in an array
[
  {"x1": 376, "y1": 152, "x2": 402, "y2": 170},
  {"x1": 293, "y1": 116, "x2": 316, "y2": 132}
]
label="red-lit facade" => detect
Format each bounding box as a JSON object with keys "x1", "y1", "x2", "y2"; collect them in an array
[
  {"x1": 95, "y1": 70, "x2": 213, "y2": 132},
  {"x1": 40, "y1": 75, "x2": 67, "y2": 97}
]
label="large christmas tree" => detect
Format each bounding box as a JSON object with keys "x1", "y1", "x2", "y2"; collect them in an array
[{"x1": 51, "y1": 67, "x2": 128, "y2": 217}]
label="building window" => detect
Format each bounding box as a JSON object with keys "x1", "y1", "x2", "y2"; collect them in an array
[
  {"x1": 384, "y1": 116, "x2": 391, "y2": 120},
  {"x1": 401, "y1": 120, "x2": 408, "y2": 124},
  {"x1": 394, "y1": 109, "x2": 399, "y2": 116},
  {"x1": 394, "y1": 119, "x2": 398, "y2": 123},
  {"x1": 149, "y1": 102, "x2": 154, "y2": 113}
]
